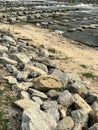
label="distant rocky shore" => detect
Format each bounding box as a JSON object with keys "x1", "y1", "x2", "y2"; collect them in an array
[
  {"x1": 0, "y1": 0, "x2": 98, "y2": 46},
  {"x1": 0, "y1": 27, "x2": 98, "y2": 130}
]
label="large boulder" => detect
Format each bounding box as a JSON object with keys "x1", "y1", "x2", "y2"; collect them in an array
[
  {"x1": 22, "y1": 107, "x2": 57, "y2": 130},
  {"x1": 33, "y1": 75, "x2": 62, "y2": 91}
]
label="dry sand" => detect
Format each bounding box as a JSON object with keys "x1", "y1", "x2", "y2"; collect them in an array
[{"x1": 0, "y1": 23, "x2": 98, "y2": 91}]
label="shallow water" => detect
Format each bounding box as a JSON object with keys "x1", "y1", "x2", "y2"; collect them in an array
[{"x1": 1, "y1": 1, "x2": 98, "y2": 47}]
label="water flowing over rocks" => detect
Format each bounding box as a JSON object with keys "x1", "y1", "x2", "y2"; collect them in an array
[
  {"x1": 0, "y1": 28, "x2": 98, "y2": 130},
  {"x1": 0, "y1": 0, "x2": 98, "y2": 46}
]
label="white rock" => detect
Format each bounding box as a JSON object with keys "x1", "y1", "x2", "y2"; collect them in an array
[
  {"x1": 0, "y1": 57, "x2": 17, "y2": 66},
  {"x1": 3, "y1": 76, "x2": 17, "y2": 84},
  {"x1": 22, "y1": 107, "x2": 57, "y2": 130}
]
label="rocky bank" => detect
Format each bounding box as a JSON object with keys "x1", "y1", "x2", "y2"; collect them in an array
[{"x1": 0, "y1": 25, "x2": 98, "y2": 130}]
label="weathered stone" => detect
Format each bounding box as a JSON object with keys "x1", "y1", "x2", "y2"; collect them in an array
[
  {"x1": 42, "y1": 100, "x2": 58, "y2": 110},
  {"x1": 32, "y1": 96, "x2": 43, "y2": 105},
  {"x1": 11, "y1": 53, "x2": 30, "y2": 64},
  {"x1": 72, "y1": 123, "x2": 82, "y2": 130},
  {"x1": 68, "y1": 81, "x2": 87, "y2": 96},
  {"x1": 88, "y1": 110, "x2": 98, "y2": 127},
  {"x1": 25, "y1": 65, "x2": 47, "y2": 75},
  {"x1": 28, "y1": 88, "x2": 48, "y2": 99},
  {"x1": 46, "y1": 107, "x2": 60, "y2": 121},
  {"x1": 15, "y1": 99, "x2": 40, "y2": 110},
  {"x1": 16, "y1": 82, "x2": 33, "y2": 90},
  {"x1": 58, "y1": 90, "x2": 74, "y2": 108},
  {"x1": 6, "y1": 64, "x2": 17, "y2": 74},
  {"x1": 47, "y1": 90, "x2": 60, "y2": 99},
  {"x1": 21, "y1": 91, "x2": 30, "y2": 100},
  {"x1": 22, "y1": 107, "x2": 57, "y2": 130},
  {"x1": 85, "y1": 92, "x2": 98, "y2": 104},
  {"x1": 16, "y1": 71, "x2": 29, "y2": 81},
  {"x1": 51, "y1": 69, "x2": 67, "y2": 85},
  {"x1": 0, "y1": 45, "x2": 8, "y2": 53},
  {"x1": 89, "y1": 123, "x2": 98, "y2": 130},
  {"x1": 0, "y1": 57, "x2": 17, "y2": 66},
  {"x1": 71, "y1": 109, "x2": 88, "y2": 127},
  {"x1": 34, "y1": 62, "x2": 48, "y2": 73},
  {"x1": 59, "y1": 107, "x2": 67, "y2": 119},
  {"x1": 66, "y1": 73, "x2": 81, "y2": 83},
  {"x1": 3, "y1": 76, "x2": 17, "y2": 84},
  {"x1": 39, "y1": 45, "x2": 49, "y2": 58},
  {"x1": 73, "y1": 94, "x2": 92, "y2": 113},
  {"x1": 55, "y1": 116, "x2": 74, "y2": 130},
  {"x1": 34, "y1": 75, "x2": 62, "y2": 91},
  {"x1": 2, "y1": 35, "x2": 16, "y2": 45},
  {"x1": 92, "y1": 101, "x2": 98, "y2": 111}
]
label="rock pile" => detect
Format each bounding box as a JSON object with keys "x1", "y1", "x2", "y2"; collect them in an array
[{"x1": 0, "y1": 28, "x2": 98, "y2": 130}]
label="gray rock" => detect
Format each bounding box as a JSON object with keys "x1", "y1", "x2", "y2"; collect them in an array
[
  {"x1": 21, "y1": 91, "x2": 30, "y2": 100},
  {"x1": 85, "y1": 92, "x2": 98, "y2": 104},
  {"x1": 68, "y1": 81, "x2": 87, "y2": 96},
  {"x1": 55, "y1": 116, "x2": 74, "y2": 130},
  {"x1": 71, "y1": 109, "x2": 88, "y2": 127},
  {"x1": 6, "y1": 64, "x2": 18, "y2": 74},
  {"x1": 2, "y1": 35, "x2": 16, "y2": 46},
  {"x1": 25, "y1": 65, "x2": 47, "y2": 75},
  {"x1": 16, "y1": 71, "x2": 29, "y2": 81},
  {"x1": 89, "y1": 123, "x2": 98, "y2": 130},
  {"x1": 66, "y1": 73, "x2": 81, "y2": 83},
  {"x1": 47, "y1": 90, "x2": 60, "y2": 99},
  {"x1": 3, "y1": 76, "x2": 18, "y2": 84},
  {"x1": 46, "y1": 107, "x2": 60, "y2": 121},
  {"x1": 11, "y1": 53, "x2": 30, "y2": 64},
  {"x1": 42, "y1": 100, "x2": 58, "y2": 110},
  {"x1": 32, "y1": 96, "x2": 43, "y2": 105},
  {"x1": 59, "y1": 107, "x2": 67, "y2": 119},
  {"x1": 34, "y1": 62, "x2": 48, "y2": 73},
  {"x1": 51, "y1": 69, "x2": 67, "y2": 86},
  {"x1": 92, "y1": 101, "x2": 98, "y2": 112},
  {"x1": 0, "y1": 57, "x2": 17, "y2": 66},
  {"x1": 72, "y1": 123, "x2": 82, "y2": 130},
  {"x1": 57, "y1": 90, "x2": 74, "y2": 108},
  {"x1": 0, "y1": 45, "x2": 8, "y2": 53},
  {"x1": 22, "y1": 107, "x2": 57, "y2": 130},
  {"x1": 73, "y1": 94, "x2": 92, "y2": 113},
  {"x1": 39, "y1": 45, "x2": 49, "y2": 58},
  {"x1": 28, "y1": 88, "x2": 48, "y2": 100}
]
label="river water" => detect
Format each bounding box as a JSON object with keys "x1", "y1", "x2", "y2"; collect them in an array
[
  {"x1": 1, "y1": 1, "x2": 98, "y2": 47},
  {"x1": 47, "y1": 3, "x2": 98, "y2": 47}
]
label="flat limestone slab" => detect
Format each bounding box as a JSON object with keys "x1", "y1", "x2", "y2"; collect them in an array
[{"x1": 15, "y1": 99, "x2": 40, "y2": 110}]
